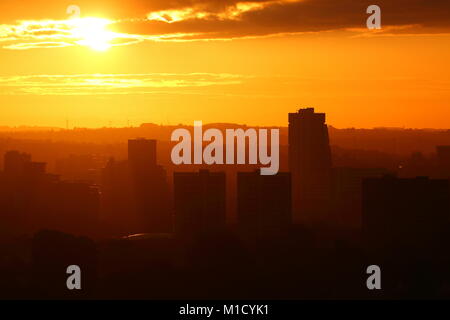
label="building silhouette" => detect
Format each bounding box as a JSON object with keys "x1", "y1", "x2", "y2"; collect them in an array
[
  {"x1": 174, "y1": 170, "x2": 226, "y2": 236},
  {"x1": 128, "y1": 138, "x2": 170, "y2": 233},
  {"x1": 0, "y1": 151, "x2": 99, "y2": 236},
  {"x1": 362, "y1": 175, "x2": 450, "y2": 252},
  {"x1": 398, "y1": 152, "x2": 432, "y2": 178},
  {"x1": 101, "y1": 138, "x2": 171, "y2": 235},
  {"x1": 362, "y1": 175, "x2": 450, "y2": 296},
  {"x1": 436, "y1": 146, "x2": 450, "y2": 178},
  {"x1": 4, "y1": 150, "x2": 32, "y2": 176},
  {"x1": 332, "y1": 167, "x2": 389, "y2": 229},
  {"x1": 102, "y1": 158, "x2": 133, "y2": 233},
  {"x1": 55, "y1": 154, "x2": 101, "y2": 184},
  {"x1": 288, "y1": 108, "x2": 332, "y2": 224},
  {"x1": 237, "y1": 170, "x2": 291, "y2": 236},
  {"x1": 129, "y1": 138, "x2": 157, "y2": 168}
]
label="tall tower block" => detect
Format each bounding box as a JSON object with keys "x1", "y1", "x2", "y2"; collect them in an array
[{"x1": 288, "y1": 108, "x2": 332, "y2": 224}]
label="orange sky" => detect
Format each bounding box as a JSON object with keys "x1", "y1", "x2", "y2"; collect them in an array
[{"x1": 0, "y1": 0, "x2": 449, "y2": 129}]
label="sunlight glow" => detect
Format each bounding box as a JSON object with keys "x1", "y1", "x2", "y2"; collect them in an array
[{"x1": 69, "y1": 18, "x2": 116, "y2": 51}]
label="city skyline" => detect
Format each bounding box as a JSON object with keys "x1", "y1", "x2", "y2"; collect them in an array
[
  {"x1": 1, "y1": 107, "x2": 450, "y2": 234},
  {"x1": 1, "y1": 106, "x2": 450, "y2": 299}
]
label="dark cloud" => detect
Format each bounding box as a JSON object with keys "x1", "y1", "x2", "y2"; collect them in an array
[{"x1": 108, "y1": 0, "x2": 450, "y2": 40}]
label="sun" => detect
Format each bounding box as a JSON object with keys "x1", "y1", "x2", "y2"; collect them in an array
[{"x1": 70, "y1": 17, "x2": 116, "y2": 51}]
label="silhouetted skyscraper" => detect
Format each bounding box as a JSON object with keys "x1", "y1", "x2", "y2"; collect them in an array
[
  {"x1": 102, "y1": 139, "x2": 171, "y2": 235},
  {"x1": 237, "y1": 170, "x2": 291, "y2": 236},
  {"x1": 288, "y1": 108, "x2": 332, "y2": 224},
  {"x1": 174, "y1": 170, "x2": 226, "y2": 236},
  {"x1": 128, "y1": 138, "x2": 170, "y2": 233}
]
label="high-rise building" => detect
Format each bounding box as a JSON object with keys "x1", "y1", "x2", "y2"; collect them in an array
[
  {"x1": 128, "y1": 138, "x2": 170, "y2": 234},
  {"x1": 101, "y1": 139, "x2": 171, "y2": 235},
  {"x1": 332, "y1": 167, "x2": 389, "y2": 229},
  {"x1": 237, "y1": 170, "x2": 291, "y2": 236},
  {"x1": 288, "y1": 108, "x2": 332, "y2": 224},
  {"x1": 174, "y1": 170, "x2": 226, "y2": 235},
  {"x1": 362, "y1": 175, "x2": 450, "y2": 252}
]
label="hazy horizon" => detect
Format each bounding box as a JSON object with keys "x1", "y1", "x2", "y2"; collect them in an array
[{"x1": 2, "y1": 121, "x2": 450, "y2": 132}]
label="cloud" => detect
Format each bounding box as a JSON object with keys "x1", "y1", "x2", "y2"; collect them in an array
[
  {"x1": 0, "y1": 17, "x2": 208, "y2": 49},
  {"x1": 3, "y1": 41, "x2": 74, "y2": 50},
  {"x1": 0, "y1": 0, "x2": 449, "y2": 49},
  {"x1": 105, "y1": 0, "x2": 450, "y2": 42},
  {"x1": 145, "y1": 0, "x2": 297, "y2": 23},
  {"x1": 0, "y1": 73, "x2": 247, "y2": 95}
]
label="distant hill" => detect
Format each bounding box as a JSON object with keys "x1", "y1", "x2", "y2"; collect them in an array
[{"x1": 0, "y1": 126, "x2": 63, "y2": 132}]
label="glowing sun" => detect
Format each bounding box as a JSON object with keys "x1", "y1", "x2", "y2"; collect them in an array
[{"x1": 70, "y1": 18, "x2": 116, "y2": 51}]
